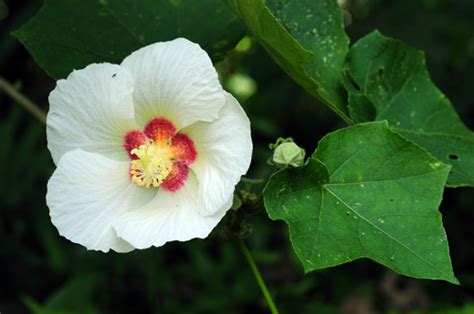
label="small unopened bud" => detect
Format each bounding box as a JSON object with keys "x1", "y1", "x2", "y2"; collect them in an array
[{"x1": 271, "y1": 139, "x2": 306, "y2": 167}]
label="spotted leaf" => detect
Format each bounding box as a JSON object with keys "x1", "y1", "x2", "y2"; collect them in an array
[
  {"x1": 264, "y1": 121, "x2": 458, "y2": 284},
  {"x1": 225, "y1": 0, "x2": 352, "y2": 123},
  {"x1": 346, "y1": 30, "x2": 474, "y2": 187}
]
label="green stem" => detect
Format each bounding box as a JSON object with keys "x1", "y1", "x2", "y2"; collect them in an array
[
  {"x1": 0, "y1": 76, "x2": 47, "y2": 124},
  {"x1": 238, "y1": 239, "x2": 279, "y2": 314}
]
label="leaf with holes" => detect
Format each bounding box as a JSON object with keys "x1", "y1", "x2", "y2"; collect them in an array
[
  {"x1": 345, "y1": 30, "x2": 474, "y2": 187},
  {"x1": 264, "y1": 121, "x2": 457, "y2": 284},
  {"x1": 225, "y1": 0, "x2": 352, "y2": 123},
  {"x1": 13, "y1": 0, "x2": 244, "y2": 79}
]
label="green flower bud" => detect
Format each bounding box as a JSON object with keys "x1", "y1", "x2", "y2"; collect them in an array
[
  {"x1": 272, "y1": 141, "x2": 306, "y2": 167},
  {"x1": 226, "y1": 73, "x2": 257, "y2": 100}
]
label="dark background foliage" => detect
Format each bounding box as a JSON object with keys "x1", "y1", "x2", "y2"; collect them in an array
[{"x1": 1, "y1": 0, "x2": 473, "y2": 313}]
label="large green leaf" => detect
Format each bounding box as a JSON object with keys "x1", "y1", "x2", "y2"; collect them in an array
[
  {"x1": 14, "y1": 0, "x2": 244, "y2": 79},
  {"x1": 225, "y1": 0, "x2": 352, "y2": 123},
  {"x1": 264, "y1": 121, "x2": 457, "y2": 284},
  {"x1": 23, "y1": 274, "x2": 102, "y2": 314},
  {"x1": 345, "y1": 31, "x2": 474, "y2": 187}
]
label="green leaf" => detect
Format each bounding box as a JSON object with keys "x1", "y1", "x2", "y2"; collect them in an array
[
  {"x1": 45, "y1": 274, "x2": 102, "y2": 310},
  {"x1": 23, "y1": 274, "x2": 102, "y2": 314},
  {"x1": 264, "y1": 121, "x2": 457, "y2": 284},
  {"x1": 225, "y1": 0, "x2": 352, "y2": 123},
  {"x1": 13, "y1": 0, "x2": 244, "y2": 79},
  {"x1": 346, "y1": 30, "x2": 474, "y2": 187}
]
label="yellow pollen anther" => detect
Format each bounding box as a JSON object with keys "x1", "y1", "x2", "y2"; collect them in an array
[{"x1": 130, "y1": 144, "x2": 173, "y2": 188}]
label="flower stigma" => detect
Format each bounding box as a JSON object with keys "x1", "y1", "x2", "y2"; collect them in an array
[
  {"x1": 124, "y1": 117, "x2": 197, "y2": 192},
  {"x1": 130, "y1": 143, "x2": 174, "y2": 188}
]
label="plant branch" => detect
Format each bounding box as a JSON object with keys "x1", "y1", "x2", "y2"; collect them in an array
[
  {"x1": 238, "y1": 239, "x2": 279, "y2": 314},
  {"x1": 0, "y1": 76, "x2": 47, "y2": 124}
]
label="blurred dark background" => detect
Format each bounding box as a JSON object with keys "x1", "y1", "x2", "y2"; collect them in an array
[{"x1": 1, "y1": 0, "x2": 474, "y2": 313}]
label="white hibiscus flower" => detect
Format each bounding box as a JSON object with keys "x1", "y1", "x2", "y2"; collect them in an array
[{"x1": 46, "y1": 38, "x2": 252, "y2": 252}]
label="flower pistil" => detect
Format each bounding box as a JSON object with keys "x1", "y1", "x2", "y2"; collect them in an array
[
  {"x1": 124, "y1": 117, "x2": 197, "y2": 191},
  {"x1": 130, "y1": 144, "x2": 174, "y2": 188}
]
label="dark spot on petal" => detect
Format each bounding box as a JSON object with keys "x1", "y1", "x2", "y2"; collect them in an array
[
  {"x1": 448, "y1": 154, "x2": 459, "y2": 160},
  {"x1": 377, "y1": 68, "x2": 385, "y2": 78}
]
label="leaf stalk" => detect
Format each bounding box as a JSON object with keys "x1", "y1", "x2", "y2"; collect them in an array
[
  {"x1": 238, "y1": 239, "x2": 279, "y2": 314},
  {"x1": 0, "y1": 76, "x2": 47, "y2": 124}
]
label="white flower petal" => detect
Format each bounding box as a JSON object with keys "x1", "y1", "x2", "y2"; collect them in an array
[
  {"x1": 185, "y1": 92, "x2": 252, "y2": 216},
  {"x1": 47, "y1": 63, "x2": 137, "y2": 164},
  {"x1": 113, "y1": 173, "x2": 231, "y2": 249},
  {"x1": 120, "y1": 38, "x2": 225, "y2": 129},
  {"x1": 46, "y1": 149, "x2": 156, "y2": 252}
]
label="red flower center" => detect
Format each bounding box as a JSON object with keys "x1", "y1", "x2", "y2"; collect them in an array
[{"x1": 123, "y1": 118, "x2": 197, "y2": 192}]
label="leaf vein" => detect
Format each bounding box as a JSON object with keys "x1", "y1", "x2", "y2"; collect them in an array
[{"x1": 323, "y1": 186, "x2": 446, "y2": 276}]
